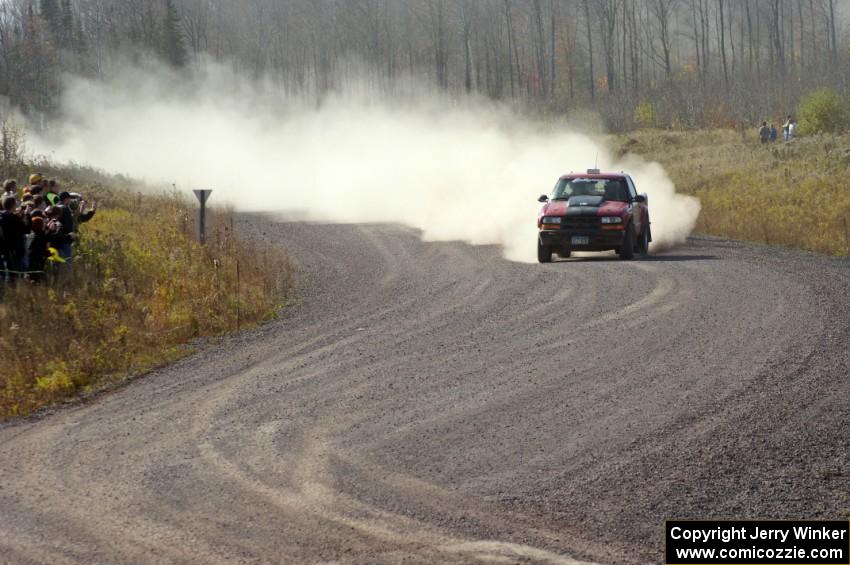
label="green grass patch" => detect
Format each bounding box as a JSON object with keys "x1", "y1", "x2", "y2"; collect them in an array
[{"x1": 611, "y1": 129, "x2": 850, "y2": 256}]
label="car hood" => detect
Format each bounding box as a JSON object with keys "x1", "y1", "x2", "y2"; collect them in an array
[{"x1": 540, "y1": 199, "x2": 628, "y2": 218}]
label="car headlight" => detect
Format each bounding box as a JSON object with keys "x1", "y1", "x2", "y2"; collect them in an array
[
  {"x1": 601, "y1": 216, "x2": 623, "y2": 224},
  {"x1": 541, "y1": 216, "x2": 562, "y2": 224}
]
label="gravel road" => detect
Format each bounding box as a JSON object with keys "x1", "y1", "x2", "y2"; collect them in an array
[{"x1": 2, "y1": 221, "x2": 849, "y2": 564}]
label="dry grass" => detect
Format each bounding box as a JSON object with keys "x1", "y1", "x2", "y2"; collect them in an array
[
  {"x1": 0, "y1": 166, "x2": 293, "y2": 418},
  {"x1": 612, "y1": 129, "x2": 850, "y2": 256}
]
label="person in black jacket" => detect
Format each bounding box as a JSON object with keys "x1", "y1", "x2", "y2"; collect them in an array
[
  {"x1": 60, "y1": 191, "x2": 96, "y2": 224},
  {"x1": 43, "y1": 206, "x2": 75, "y2": 278},
  {"x1": 26, "y1": 212, "x2": 75, "y2": 282},
  {"x1": 24, "y1": 215, "x2": 49, "y2": 282},
  {"x1": 57, "y1": 191, "x2": 95, "y2": 262},
  {"x1": 0, "y1": 208, "x2": 4, "y2": 280},
  {"x1": 0, "y1": 196, "x2": 26, "y2": 278}
]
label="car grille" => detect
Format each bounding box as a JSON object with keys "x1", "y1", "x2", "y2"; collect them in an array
[{"x1": 561, "y1": 216, "x2": 601, "y2": 230}]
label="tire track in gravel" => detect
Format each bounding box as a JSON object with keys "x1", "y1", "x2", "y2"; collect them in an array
[{"x1": 1, "y1": 223, "x2": 848, "y2": 564}]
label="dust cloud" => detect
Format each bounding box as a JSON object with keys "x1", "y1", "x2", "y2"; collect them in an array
[{"x1": 30, "y1": 63, "x2": 699, "y2": 262}]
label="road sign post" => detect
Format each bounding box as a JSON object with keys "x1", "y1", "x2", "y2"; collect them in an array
[{"x1": 193, "y1": 189, "x2": 213, "y2": 245}]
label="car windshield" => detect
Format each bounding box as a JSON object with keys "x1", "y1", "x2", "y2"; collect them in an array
[{"x1": 552, "y1": 178, "x2": 629, "y2": 202}]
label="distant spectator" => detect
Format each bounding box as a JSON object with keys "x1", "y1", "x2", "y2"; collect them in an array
[
  {"x1": 788, "y1": 119, "x2": 797, "y2": 140},
  {"x1": 769, "y1": 124, "x2": 778, "y2": 142},
  {"x1": 759, "y1": 121, "x2": 770, "y2": 144},
  {"x1": 783, "y1": 115, "x2": 792, "y2": 141}
]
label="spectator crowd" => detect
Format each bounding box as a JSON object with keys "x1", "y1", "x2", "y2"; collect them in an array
[{"x1": 0, "y1": 173, "x2": 96, "y2": 282}]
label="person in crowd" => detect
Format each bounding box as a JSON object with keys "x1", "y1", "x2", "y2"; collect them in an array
[
  {"x1": 57, "y1": 196, "x2": 74, "y2": 233},
  {"x1": 59, "y1": 191, "x2": 96, "y2": 232},
  {"x1": 44, "y1": 206, "x2": 75, "y2": 264},
  {"x1": 29, "y1": 208, "x2": 72, "y2": 280},
  {"x1": 769, "y1": 123, "x2": 778, "y2": 142},
  {"x1": 44, "y1": 180, "x2": 60, "y2": 206},
  {"x1": 788, "y1": 118, "x2": 797, "y2": 140},
  {"x1": 759, "y1": 121, "x2": 770, "y2": 144},
  {"x1": 31, "y1": 194, "x2": 46, "y2": 214},
  {"x1": 26, "y1": 173, "x2": 43, "y2": 195},
  {"x1": 24, "y1": 215, "x2": 49, "y2": 281},
  {"x1": 3, "y1": 180, "x2": 18, "y2": 205},
  {"x1": 55, "y1": 200, "x2": 74, "y2": 262},
  {"x1": 0, "y1": 201, "x2": 3, "y2": 274},
  {"x1": 55, "y1": 192, "x2": 94, "y2": 262},
  {"x1": 20, "y1": 194, "x2": 33, "y2": 232},
  {"x1": 0, "y1": 195, "x2": 26, "y2": 279},
  {"x1": 45, "y1": 206, "x2": 63, "y2": 235}
]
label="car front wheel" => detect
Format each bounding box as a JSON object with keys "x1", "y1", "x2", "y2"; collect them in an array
[
  {"x1": 637, "y1": 224, "x2": 650, "y2": 258},
  {"x1": 537, "y1": 241, "x2": 552, "y2": 263},
  {"x1": 619, "y1": 223, "x2": 635, "y2": 260}
]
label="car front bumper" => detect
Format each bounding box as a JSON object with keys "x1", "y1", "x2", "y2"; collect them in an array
[{"x1": 539, "y1": 228, "x2": 625, "y2": 251}]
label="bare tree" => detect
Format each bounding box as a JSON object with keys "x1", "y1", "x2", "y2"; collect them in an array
[
  {"x1": 649, "y1": 0, "x2": 675, "y2": 79},
  {"x1": 0, "y1": 0, "x2": 844, "y2": 130}
]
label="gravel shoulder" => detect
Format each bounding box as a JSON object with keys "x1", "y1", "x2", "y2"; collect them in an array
[{"x1": 1, "y1": 220, "x2": 849, "y2": 564}]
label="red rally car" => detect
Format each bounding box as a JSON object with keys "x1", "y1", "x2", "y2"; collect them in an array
[{"x1": 536, "y1": 169, "x2": 651, "y2": 263}]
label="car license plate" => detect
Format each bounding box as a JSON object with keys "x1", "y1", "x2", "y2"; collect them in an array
[{"x1": 571, "y1": 236, "x2": 590, "y2": 245}]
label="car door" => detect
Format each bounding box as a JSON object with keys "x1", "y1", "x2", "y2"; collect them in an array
[{"x1": 625, "y1": 176, "x2": 642, "y2": 234}]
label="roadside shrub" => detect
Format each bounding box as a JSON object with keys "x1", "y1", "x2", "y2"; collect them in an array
[
  {"x1": 0, "y1": 171, "x2": 294, "y2": 418},
  {"x1": 797, "y1": 88, "x2": 850, "y2": 135},
  {"x1": 634, "y1": 100, "x2": 656, "y2": 129}
]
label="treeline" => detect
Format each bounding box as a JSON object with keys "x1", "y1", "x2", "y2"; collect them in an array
[{"x1": 0, "y1": 0, "x2": 847, "y2": 130}]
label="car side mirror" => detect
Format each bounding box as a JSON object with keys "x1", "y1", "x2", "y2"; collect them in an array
[
  {"x1": 632, "y1": 194, "x2": 646, "y2": 203},
  {"x1": 538, "y1": 194, "x2": 549, "y2": 203}
]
